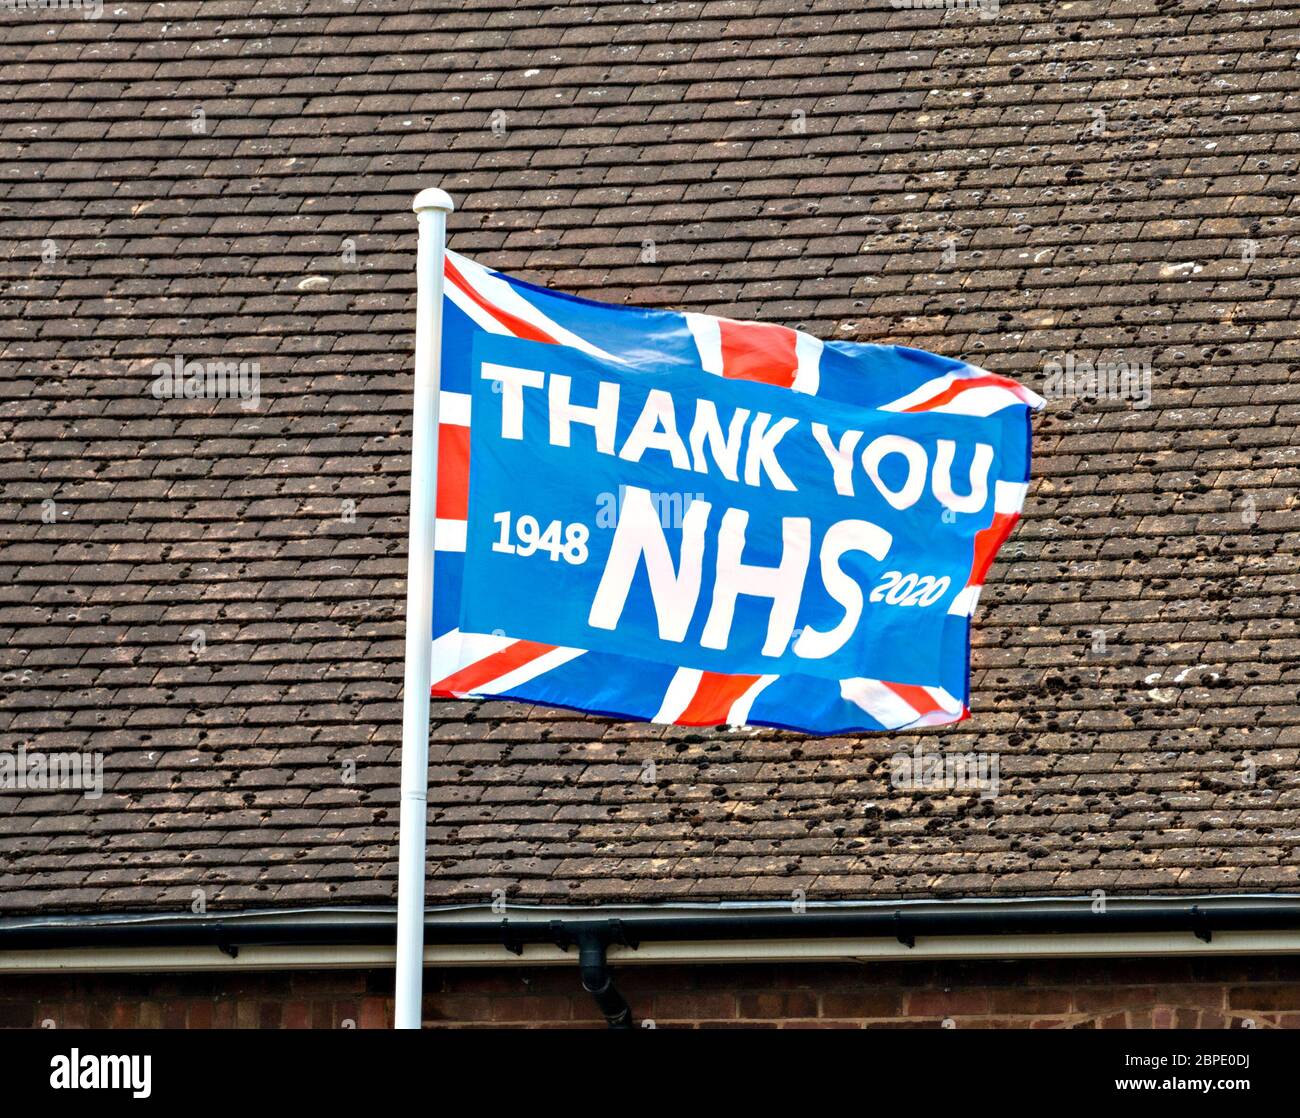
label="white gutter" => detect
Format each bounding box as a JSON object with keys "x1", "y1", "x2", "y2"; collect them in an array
[{"x1": 4, "y1": 928, "x2": 1300, "y2": 975}]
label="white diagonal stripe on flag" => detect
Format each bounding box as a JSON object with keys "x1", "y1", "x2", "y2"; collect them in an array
[
  {"x1": 684, "y1": 312, "x2": 724, "y2": 376},
  {"x1": 445, "y1": 278, "x2": 511, "y2": 335},
  {"x1": 474, "y1": 645, "x2": 586, "y2": 695},
  {"x1": 947, "y1": 584, "x2": 982, "y2": 617},
  {"x1": 994, "y1": 480, "x2": 1028, "y2": 514},
  {"x1": 653, "y1": 667, "x2": 704, "y2": 723},
  {"x1": 727, "y1": 674, "x2": 778, "y2": 727},
  {"x1": 923, "y1": 385, "x2": 1037, "y2": 417},
  {"x1": 839, "y1": 678, "x2": 923, "y2": 731},
  {"x1": 877, "y1": 373, "x2": 957, "y2": 413},
  {"x1": 448, "y1": 250, "x2": 619, "y2": 362},
  {"x1": 430, "y1": 628, "x2": 513, "y2": 684}
]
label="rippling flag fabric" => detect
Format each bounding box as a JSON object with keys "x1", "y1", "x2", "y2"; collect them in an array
[{"x1": 427, "y1": 251, "x2": 1043, "y2": 734}]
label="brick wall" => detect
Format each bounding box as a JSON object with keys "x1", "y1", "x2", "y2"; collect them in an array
[{"x1": 4, "y1": 956, "x2": 1300, "y2": 1029}]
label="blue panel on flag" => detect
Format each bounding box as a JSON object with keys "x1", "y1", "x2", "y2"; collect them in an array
[{"x1": 459, "y1": 333, "x2": 1027, "y2": 690}]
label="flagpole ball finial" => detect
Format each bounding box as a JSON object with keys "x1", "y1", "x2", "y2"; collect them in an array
[{"x1": 413, "y1": 188, "x2": 455, "y2": 214}]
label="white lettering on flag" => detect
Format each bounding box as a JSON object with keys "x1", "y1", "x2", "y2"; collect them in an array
[
  {"x1": 701, "y1": 509, "x2": 810, "y2": 656},
  {"x1": 588, "y1": 486, "x2": 710, "y2": 642}
]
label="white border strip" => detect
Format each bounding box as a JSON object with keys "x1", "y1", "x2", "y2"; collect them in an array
[{"x1": 6, "y1": 929, "x2": 1300, "y2": 974}]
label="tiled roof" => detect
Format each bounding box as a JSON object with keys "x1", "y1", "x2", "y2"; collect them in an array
[{"x1": 1, "y1": 0, "x2": 1297, "y2": 915}]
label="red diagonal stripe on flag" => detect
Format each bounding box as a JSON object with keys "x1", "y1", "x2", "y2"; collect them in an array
[
  {"x1": 432, "y1": 639, "x2": 556, "y2": 696},
  {"x1": 883, "y1": 681, "x2": 943, "y2": 718},
  {"x1": 902, "y1": 374, "x2": 1024, "y2": 412},
  {"x1": 968, "y1": 511, "x2": 1019, "y2": 587},
  {"x1": 445, "y1": 256, "x2": 559, "y2": 346},
  {"x1": 677, "y1": 671, "x2": 762, "y2": 725}
]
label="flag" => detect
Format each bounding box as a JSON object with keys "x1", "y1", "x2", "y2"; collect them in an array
[{"x1": 429, "y1": 250, "x2": 1043, "y2": 734}]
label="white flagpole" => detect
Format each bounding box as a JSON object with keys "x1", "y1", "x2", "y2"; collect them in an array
[{"x1": 395, "y1": 187, "x2": 455, "y2": 1029}]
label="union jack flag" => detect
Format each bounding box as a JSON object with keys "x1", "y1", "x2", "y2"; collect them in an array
[{"x1": 429, "y1": 251, "x2": 1042, "y2": 733}]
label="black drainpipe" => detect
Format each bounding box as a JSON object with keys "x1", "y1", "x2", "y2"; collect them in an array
[
  {"x1": 579, "y1": 933, "x2": 632, "y2": 1028},
  {"x1": 547, "y1": 918, "x2": 635, "y2": 1027}
]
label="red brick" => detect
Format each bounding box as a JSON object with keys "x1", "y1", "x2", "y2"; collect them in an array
[
  {"x1": 737, "y1": 992, "x2": 818, "y2": 1018},
  {"x1": 358, "y1": 996, "x2": 388, "y2": 1030},
  {"x1": 1228, "y1": 985, "x2": 1300, "y2": 1012},
  {"x1": 905, "y1": 989, "x2": 992, "y2": 1017},
  {"x1": 820, "y1": 990, "x2": 904, "y2": 1017},
  {"x1": 988, "y1": 988, "x2": 1073, "y2": 1015},
  {"x1": 423, "y1": 995, "x2": 495, "y2": 1023},
  {"x1": 1074, "y1": 987, "x2": 1157, "y2": 1014},
  {"x1": 488, "y1": 996, "x2": 574, "y2": 1023},
  {"x1": 1144, "y1": 984, "x2": 1226, "y2": 1009},
  {"x1": 0, "y1": 1002, "x2": 34, "y2": 1028},
  {"x1": 651, "y1": 993, "x2": 737, "y2": 1020}
]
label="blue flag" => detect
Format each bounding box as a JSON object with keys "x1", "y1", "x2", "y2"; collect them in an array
[{"x1": 430, "y1": 251, "x2": 1042, "y2": 734}]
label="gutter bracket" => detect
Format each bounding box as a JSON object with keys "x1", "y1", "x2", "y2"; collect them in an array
[
  {"x1": 500, "y1": 919, "x2": 523, "y2": 957},
  {"x1": 1191, "y1": 905, "x2": 1213, "y2": 944},
  {"x1": 608, "y1": 918, "x2": 639, "y2": 951},
  {"x1": 894, "y1": 912, "x2": 915, "y2": 949},
  {"x1": 549, "y1": 920, "x2": 574, "y2": 952},
  {"x1": 217, "y1": 942, "x2": 239, "y2": 959}
]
